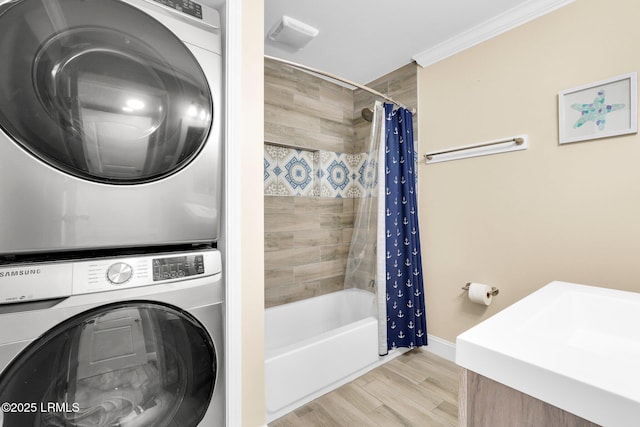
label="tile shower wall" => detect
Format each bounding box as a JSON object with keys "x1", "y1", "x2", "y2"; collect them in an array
[
  {"x1": 265, "y1": 58, "x2": 356, "y2": 307},
  {"x1": 265, "y1": 58, "x2": 418, "y2": 307},
  {"x1": 265, "y1": 58, "x2": 354, "y2": 152},
  {"x1": 265, "y1": 196, "x2": 354, "y2": 306}
]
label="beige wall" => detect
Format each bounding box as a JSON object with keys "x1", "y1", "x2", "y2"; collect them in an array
[{"x1": 418, "y1": 0, "x2": 640, "y2": 342}]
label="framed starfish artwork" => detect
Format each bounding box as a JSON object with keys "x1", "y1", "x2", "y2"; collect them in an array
[{"x1": 559, "y1": 72, "x2": 637, "y2": 144}]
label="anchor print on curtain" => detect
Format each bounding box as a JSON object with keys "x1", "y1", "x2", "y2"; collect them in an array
[{"x1": 384, "y1": 103, "x2": 427, "y2": 350}]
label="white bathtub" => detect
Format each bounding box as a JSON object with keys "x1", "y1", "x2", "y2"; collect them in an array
[
  {"x1": 456, "y1": 281, "x2": 640, "y2": 427},
  {"x1": 265, "y1": 289, "x2": 406, "y2": 422}
]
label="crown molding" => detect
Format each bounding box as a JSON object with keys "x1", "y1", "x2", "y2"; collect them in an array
[{"x1": 412, "y1": 0, "x2": 575, "y2": 68}]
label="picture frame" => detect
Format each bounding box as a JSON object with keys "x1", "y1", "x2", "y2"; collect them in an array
[{"x1": 558, "y1": 72, "x2": 637, "y2": 144}]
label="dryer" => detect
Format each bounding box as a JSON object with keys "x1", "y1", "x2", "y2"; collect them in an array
[
  {"x1": 0, "y1": 0, "x2": 222, "y2": 255},
  {"x1": 0, "y1": 248, "x2": 224, "y2": 426}
]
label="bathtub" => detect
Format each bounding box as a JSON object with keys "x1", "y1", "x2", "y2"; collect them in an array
[
  {"x1": 456, "y1": 281, "x2": 640, "y2": 427},
  {"x1": 265, "y1": 288, "x2": 406, "y2": 422}
]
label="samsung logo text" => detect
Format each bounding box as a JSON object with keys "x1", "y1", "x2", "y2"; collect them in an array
[{"x1": 0, "y1": 269, "x2": 42, "y2": 278}]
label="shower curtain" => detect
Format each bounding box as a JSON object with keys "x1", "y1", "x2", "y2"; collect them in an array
[
  {"x1": 382, "y1": 103, "x2": 427, "y2": 352},
  {"x1": 344, "y1": 102, "x2": 385, "y2": 325},
  {"x1": 345, "y1": 101, "x2": 427, "y2": 356}
]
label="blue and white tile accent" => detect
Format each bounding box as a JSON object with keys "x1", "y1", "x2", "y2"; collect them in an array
[
  {"x1": 326, "y1": 160, "x2": 350, "y2": 191},
  {"x1": 265, "y1": 143, "x2": 381, "y2": 198},
  {"x1": 317, "y1": 151, "x2": 362, "y2": 198},
  {"x1": 285, "y1": 156, "x2": 313, "y2": 192},
  {"x1": 264, "y1": 143, "x2": 419, "y2": 199},
  {"x1": 264, "y1": 145, "x2": 316, "y2": 196}
]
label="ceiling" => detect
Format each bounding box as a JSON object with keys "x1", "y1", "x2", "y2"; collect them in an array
[{"x1": 264, "y1": 0, "x2": 573, "y2": 85}]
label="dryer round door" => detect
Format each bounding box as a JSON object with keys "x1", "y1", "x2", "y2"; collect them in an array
[
  {"x1": 0, "y1": 0, "x2": 213, "y2": 184},
  {"x1": 0, "y1": 302, "x2": 217, "y2": 427}
]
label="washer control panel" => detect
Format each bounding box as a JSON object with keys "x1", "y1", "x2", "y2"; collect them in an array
[
  {"x1": 0, "y1": 250, "x2": 221, "y2": 304},
  {"x1": 72, "y1": 250, "x2": 220, "y2": 295}
]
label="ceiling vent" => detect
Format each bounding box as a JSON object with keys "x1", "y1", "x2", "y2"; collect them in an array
[{"x1": 268, "y1": 15, "x2": 319, "y2": 50}]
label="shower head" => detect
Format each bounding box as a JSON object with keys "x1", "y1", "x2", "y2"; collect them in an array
[{"x1": 361, "y1": 107, "x2": 374, "y2": 122}]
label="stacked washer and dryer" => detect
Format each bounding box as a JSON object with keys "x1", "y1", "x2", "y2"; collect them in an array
[{"x1": 0, "y1": 0, "x2": 224, "y2": 426}]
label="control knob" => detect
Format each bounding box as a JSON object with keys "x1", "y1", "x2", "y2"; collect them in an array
[{"x1": 106, "y1": 262, "x2": 133, "y2": 285}]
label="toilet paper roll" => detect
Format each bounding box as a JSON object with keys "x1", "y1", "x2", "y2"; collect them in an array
[{"x1": 468, "y1": 282, "x2": 493, "y2": 306}]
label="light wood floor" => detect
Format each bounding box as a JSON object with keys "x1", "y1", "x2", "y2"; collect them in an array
[{"x1": 269, "y1": 349, "x2": 461, "y2": 427}]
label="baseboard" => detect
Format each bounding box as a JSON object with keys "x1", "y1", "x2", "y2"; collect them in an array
[{"x1": 425, "y1": 334, "x2": 456, "y2": 362}]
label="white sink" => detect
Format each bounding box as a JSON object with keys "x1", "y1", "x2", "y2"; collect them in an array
[{"x1": 456, "y1": 281, "x2": 640, "y2": 427}]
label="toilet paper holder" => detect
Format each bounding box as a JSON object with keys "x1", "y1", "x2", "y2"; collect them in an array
[{"x1": 462, "y1": 282, "x2": 500, "y2": 297}]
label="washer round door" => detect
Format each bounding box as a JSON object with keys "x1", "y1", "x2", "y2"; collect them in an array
[
  {"x1": 0, "y1": 0, "x2": 213, "y2": 184},
  {"x1": 0, "y1": 302, "x2": 217, "y2": 427}
]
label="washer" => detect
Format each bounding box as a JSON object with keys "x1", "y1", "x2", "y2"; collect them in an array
[
  {"x1": 0, "y1": 248, "x2": 224, "y2": 426},
  {"x1": 0, "y1": 0, "x2": 222, "y2": 255}
]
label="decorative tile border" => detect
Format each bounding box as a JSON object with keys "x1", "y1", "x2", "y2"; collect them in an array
[
  {"x1": 264, "y1": 144, "x2": 378, "y2": 198},
  {"x1": 264, "y1": 143, "x2": 417, "y2": 198}
]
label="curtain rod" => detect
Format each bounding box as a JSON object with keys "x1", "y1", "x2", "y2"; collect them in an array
[{"x1": 265, "y1": 55, "x2": 411, "y2": 111}]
